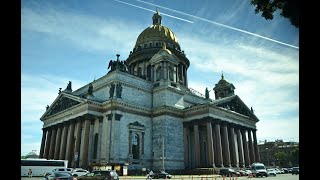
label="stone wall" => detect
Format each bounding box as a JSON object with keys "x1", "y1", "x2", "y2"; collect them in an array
[{"x1": 152, "y1": 115, "x2": 184, "y2": 170}]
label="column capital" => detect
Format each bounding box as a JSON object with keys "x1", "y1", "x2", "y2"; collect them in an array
[
  {"x1": 56, "y1": 123, "x2": 64, "y2": 128},
  {"x1": 74, "y1": 116, "x2": 84, "y2": 123},
  {"x1": 213, "y1": 119, "x2": 222, "y2": 125},
  {"x1": 228, "y1": 123, "x2": 235, "y2": 128},
  {"x1": 51, "y1": 124, "x2": 58, "y2": 130},
  {"x1": 220, "y1": 121, "x2": 228, "y2": 127},
  {"x1": 240, "y1": 126, "x2": 249, "y2": 132},
  {"x1": 106, "y1": 113, "x2": 113, "y2": 120},
  {"x1": 62, "y1": 121, "x2": 70, "y2": 126},
  {"x1": 83, "y1": 114, "x2": 96, "y2": 121},
  {"x1": 97, "y1": 116, "x2": 103, "y2": 123},
  {"x1": 115, "y1": 113, "x2": 122, "y2": 121},
  {"x1": 234, "y1": 124, "x2": 242, "y2": 131}
]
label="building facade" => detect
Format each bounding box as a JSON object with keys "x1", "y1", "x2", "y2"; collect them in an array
[
  {"x1": 258, "y1": 140, "x2": 299, "y2": 167},
  {"x1": 39, "y1": 11, "x2": 261, "y2": 171}
]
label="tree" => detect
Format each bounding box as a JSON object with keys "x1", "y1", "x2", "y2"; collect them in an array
[
  {"x1": 291, "y1": 147, "x2": 299, "y2": 166},
  {"x1": 274, "y1": 151, "x2": 288, "y2": 167},
  {"x1": 250, "y1": 0, "x2": 299, "y2": 28}
]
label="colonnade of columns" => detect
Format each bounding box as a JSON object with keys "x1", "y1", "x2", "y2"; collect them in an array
[
  {"x1": 184, "y1": 120, "x2": 260, "y2": 168},
  {"x1": 39, "y1": 114, "x2": 102, "y2": 168},
  {"x1": 129, "y1": 61, "x2": 188, "y2": 86}
]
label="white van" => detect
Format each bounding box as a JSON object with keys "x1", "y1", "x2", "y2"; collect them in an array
[{"x1": 250, "y1": 163, "x2": 268, "y2": 177}]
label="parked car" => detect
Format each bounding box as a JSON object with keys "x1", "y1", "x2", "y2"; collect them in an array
[
  {"x1": 250, "y1": 163, "x2": 268, "y2": 177},
  {"x1": 219, "y1": 168, "x2": 240, "y2": 177},
  {"x1": 78, "y1": 170, "x2": 119, "y2": 180},
  {"x1": 52, "y1": 167, "x2": 73, "y2": 173},
  {"x1": 236, "y1": 170, "x2": 249, "y2": 176},
  {"x1": 292, "y1": 167, "x2": 299, "y2": 175},
  {"x1": 150, "y1": 170, "x2": 172, "y2": 179},
  {"x1": 72, "y1": 168, "x2": 90, "y2": 177},
  {"x1": 267, "y1": 169, "x2": 277, "y2": 176},
  {"x1": 43, "y1": 171, "x2": 73, "y2": 180}
]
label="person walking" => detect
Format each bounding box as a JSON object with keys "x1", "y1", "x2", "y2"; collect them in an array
[
  {"x1": 28, "y1": 169, "x2": 33, "y2": 178},
  {"x1": 73, "y1": 174, "x2": 78, "y2": 180}
]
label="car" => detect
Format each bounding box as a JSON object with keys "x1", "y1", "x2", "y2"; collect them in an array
[
  {"x1": 274, "y1": 168, "x2": 281, "y2": 174},
  {"x1": 149, "y1": 170, "x2": 173, "y2": 179},
  {"x1": 219, "y1": 168, "x2": 240, "y2": 177},
  {"x1": 72, "y1": 168, "x2": 90, "y2": 177},
  {"x1": 78, "y1": 170, "x2": 119, "y2": 180},
  {"x1": 267, "y1": 169, "x2": 277, "y2": 176},
  {"x1": 281, "y1": 168, "x2": 289, "y2": 173},
  {"x1": 236, "y1": 170, "x2": 249, "y2": 176},
  {"x1": 43, "y1": 171, "x2": 73, "y2": 180},
  {"x1": 52, "y1": 167, "x2": 74, "y2": 173},
  {"x1": 292, "y1": 167, "x2": 299, "y2": 175},
  {"x1": 250, "y1": 163, "x2": 268, "y2": 177}
]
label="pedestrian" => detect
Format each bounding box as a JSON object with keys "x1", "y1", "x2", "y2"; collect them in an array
[
  {"x1": 28, "y1": 169, "x2": 33, "y2": 178},
  {"x1": 73, "y1": 174, "x2": 78, "y2": 180},
  {"x1": 149, "y1": 170, "x2": 154, "y2": 180}
]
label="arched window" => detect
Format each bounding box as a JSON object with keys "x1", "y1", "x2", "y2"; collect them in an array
[
  {"x1": 138, "y1": 67, "x2": 142, "y2": 77},
  {"x1": 128, "y1": 121, "x2": 146, "y2": 162},
  {"x1": 168, "y1": 66, "x2": 174, "y2": 81},
  {"x1": 132, "y1": 132, "x2": 140, "y2": 159},
  {"x1": 93, "y1": 133, "x2": 98, "y2": 159},
  {"x1": 156, "y1": 66, "x2": 161, "y2": 81},
  {"x1": 147, "y1": 65, "x2": 151, "y2": 80}
]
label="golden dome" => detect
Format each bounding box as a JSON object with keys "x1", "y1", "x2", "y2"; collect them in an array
[{"x1": 134, "y1": 11, "x2": 180, "y2": 50}]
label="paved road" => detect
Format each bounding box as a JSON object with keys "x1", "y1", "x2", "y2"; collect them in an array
[{"x1": 21, "y1": 174, "x2": 299, "y2": 180}]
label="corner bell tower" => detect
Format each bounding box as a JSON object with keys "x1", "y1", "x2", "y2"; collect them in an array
[{"x1": 213, "y1": 72, "x2": 235, "y2": 99}]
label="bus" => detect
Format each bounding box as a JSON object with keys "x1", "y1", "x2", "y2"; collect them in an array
[{"x1": 21, "y1": 158, "x2": 68, "y2": 177}]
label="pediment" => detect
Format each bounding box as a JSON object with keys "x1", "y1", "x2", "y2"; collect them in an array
[
  {"x1": 45, "y1": 95, "x2": 82, "y2": 117},
  {"x1": 128, "y1": 121, "x2": 145, "y2": 127},
  {"x1": 214, "y1": 95, "x2": 257, "y2": 120},
  {"x1": 150, "y1": 50, "x2": 179, "y2": 65}
]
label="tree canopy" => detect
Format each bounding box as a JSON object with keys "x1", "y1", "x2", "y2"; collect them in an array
[{"x1": 250, "y1": 0, "x2": 299, "y2": 28}]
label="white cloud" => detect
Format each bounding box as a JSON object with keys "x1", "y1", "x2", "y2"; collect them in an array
[
  {"x1": 256, "y1": 117, "x2": 299, "y2": 142},
  {"x1": 21, "y1": 141, "x2": 42, "y2": 156},
  {"x1": 22, "y1": 74, "x2": 87, "y2": 121},
  {"x1": 22, "y1": 7, "x2": 142, "y2": 55}
]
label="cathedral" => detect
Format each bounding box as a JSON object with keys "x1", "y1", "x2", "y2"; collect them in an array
[{"x1": 39, "y1": 10, "x2": 261, "y2": 172}]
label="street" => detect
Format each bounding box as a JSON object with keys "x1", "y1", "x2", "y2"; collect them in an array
[{"x1": 21, "y1": 174, "x2": 299, "y2": 180}]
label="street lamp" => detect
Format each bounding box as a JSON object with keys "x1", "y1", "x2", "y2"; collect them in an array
[
  {"x1": 266, "y1": 148, "x2": 269, "y2": 167},
  {"x1": 160, "y1": 137, "x2": 165, "y2": 171}
]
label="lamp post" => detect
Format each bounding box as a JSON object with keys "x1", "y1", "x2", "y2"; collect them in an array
[
  {"x1": 160, "y1": 137, "x2": 165, "y2": 171},
  {"x1": 266, "y1": 148, "x2": 269, "y2": 167}
]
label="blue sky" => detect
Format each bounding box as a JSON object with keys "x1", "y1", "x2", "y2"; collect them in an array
[{"x1": 21, "y1": 0, "x2": 299, "y2": 156}]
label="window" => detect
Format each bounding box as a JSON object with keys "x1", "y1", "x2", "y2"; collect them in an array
[
  {"x1": 168, "y1": 66, "x2": 174, "y2": 81},
  {"x1": 93, "y1": 133, "x2": 98, "y2": 159},
  {"x1": 156, "y1": 66, "x2": 161, "y2": 81},
  {"x1": 128, "y1": 122, "x2": 145, "y2": 161},
  {"x1": 132, "y1": 132, "x2": 140, "y2": 159}
]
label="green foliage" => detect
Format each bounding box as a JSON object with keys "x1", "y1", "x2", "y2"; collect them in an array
[
  {"x1": 274, "y1": 151, "x2": 288, "y2": 166},
  {"x1": 250, "y1": 0, "x2": 299, "y2": 28},
  {"x1": 291, "y1": 147, "x2": 299, "y2": 165},
  {"x1": 21, "y1": 156, "x2": 27, "y2": 159}
]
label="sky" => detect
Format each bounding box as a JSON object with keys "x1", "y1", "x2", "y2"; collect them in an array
[{"x1": 21, "y1": 0, "x2": 299, "y2": 156}]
